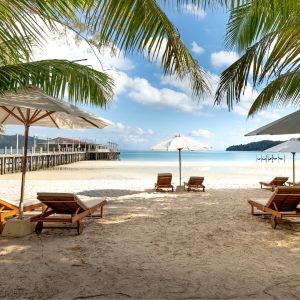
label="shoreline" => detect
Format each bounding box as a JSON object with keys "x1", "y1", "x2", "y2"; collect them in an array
[{"x1": 0, "y1": 160, "x2": 296, "y2": 200}]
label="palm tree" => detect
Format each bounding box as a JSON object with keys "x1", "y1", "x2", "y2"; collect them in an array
[
  {"x1": 0, "y1": 0, "x2": 214, "y2": 104},
  {"x1": 214, "y1": 0, "x2": 300, "y2": 116}
]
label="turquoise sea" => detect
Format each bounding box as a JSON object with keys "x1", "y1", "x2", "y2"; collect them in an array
[
  {"x1": 120, "y1": 150, "x2": 292, "y2": 162},
  {"x1": 0, "y1": 149, "x2": 294, "y2": 163}
]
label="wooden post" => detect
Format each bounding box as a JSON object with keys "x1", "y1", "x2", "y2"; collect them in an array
[
  {"x1": 16, "y1": 133, "x2": 19, "y2": 154},
  {"x1": 20, "y1": 120, "x2": 30, "y2": 219},
  {"x1": 178, "y1": 148, "x2": 182, "y2": 186},
  {"x1": 292, "y1": 152, "x2": 296, "y2": 183}
]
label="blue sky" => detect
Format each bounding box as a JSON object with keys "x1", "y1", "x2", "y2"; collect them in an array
[{"x1": 5, "y1": 3, "x2": 297, "y2": 150}]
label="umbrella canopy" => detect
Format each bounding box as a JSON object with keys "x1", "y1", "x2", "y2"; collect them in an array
[
  {"x1": 0, "y1": 87, "x2": 111, "y2": 218},
  {"x1": 152, "y1": 134, "x2": 210, "y2": 186},
  {"x1": 245, "y1": 110, "x2": 300, "y2": 136},
  {"x1": 152, "y1": 135, "x2": 209, "y2": 151},
  {"x1": 0, "y1": 87, "x2": 111, "y2": 129},
  {"x1": 264, "y1": 138, "x2": 300, "y2": 183}
]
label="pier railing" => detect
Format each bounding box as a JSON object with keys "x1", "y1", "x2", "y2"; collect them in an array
[{"x1": 0, "y1": 146, "x2": 120, "y2": 175}]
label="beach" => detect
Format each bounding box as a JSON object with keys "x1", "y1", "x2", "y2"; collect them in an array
[{"x1": 0, "y1": 160, "x2": 300, "y2": 299}]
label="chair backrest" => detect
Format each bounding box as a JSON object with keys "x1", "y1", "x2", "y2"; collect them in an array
[
  {"x1": 157, "y1": 173, "x2": 172, "y2": 186},
  {"x1": 0, "y1": 199, "x2": 17, "y2": 210},
  {"x1": 188, "y1": 176, "x2": 204, "y2": 185},
  {"x1": 270, "y1": 177, "x2": 289, "y2": 186},
  {"x1": 265, "y1": 187, "x2": 300, "y2": 211},
  {"x1": 37, "y1": 193, "x2": 87, "y2": 214}
]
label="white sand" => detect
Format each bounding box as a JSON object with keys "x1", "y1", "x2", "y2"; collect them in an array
[{"x1": 0, "y1": 161, "x2": 300, "y2": 299}]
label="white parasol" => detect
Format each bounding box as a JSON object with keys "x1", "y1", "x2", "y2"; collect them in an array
[{"x1": 152, "y1": 134, "x2": 210, "y2": 185}]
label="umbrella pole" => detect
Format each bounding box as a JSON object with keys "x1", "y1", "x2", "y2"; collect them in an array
[
  {"x1": 179, "y1": 148, "x2": 182, "y2": 186},
  {"x1": 292, "y1": 152, "x2": 296, "y2": 183},
  {"x1": 19, "y1": 121, "x2": 30, "y2": 219}
]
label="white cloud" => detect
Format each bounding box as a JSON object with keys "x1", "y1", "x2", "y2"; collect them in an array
[
  {"x1": 210, "y1": 51, "x2": 239, "y2": 68},
  {"x1": 182, "y1": 4, "x2": 207, "y2": 19},
  {"x1": 106, "y1": 122, "x2": 155, "y2": 145},
  {"x1": 120, "y1": 76, "x2": 208, "y2": 114},
  {"x1": 32, "y1": 24, "x2": 135, "y2": 72},
  {"x1": 191, "y1": 129, "x2": 214, "y2": 138},
  {"x1": 191, "y1": 42, "x2": 204, "y2": 55}
]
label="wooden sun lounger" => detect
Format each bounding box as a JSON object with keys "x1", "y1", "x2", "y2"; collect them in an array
[
  {"x1": 0, "y1": 198, "x2": 41, "y2": 233},
  {"x1": 31, "y1": 193, "x2": 107, "y2": 235},
  {"x1": 259, "y1": 176, "x2": 288, "y2": 191},
  {"x1": 287, "y1": 181, "x2": 300, "y2": 186},
  {"x1": 248, "y1": 187, "x2": 300, "y2": 229},
  {"x1": 155, "y1": 173, "x2": 174, "y2": 192},
  {"x1": 184, "y1": 176, "x2": 205, "y2": 192}
]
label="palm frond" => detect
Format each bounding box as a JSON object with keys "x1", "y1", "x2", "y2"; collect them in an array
[
  {"x1": 225, "y1": 0, "x2": 299, "y2": 52},
  {"x1": 0, "y1": 1, "x2": 84, "y2": 62},
  {"x1": 248, "y1": 72, "x2": 300, "y2": 116},
  {"x1": 0, "y1": 35, "x2": 35, "y2": 64},
  {"x1": 84, "y1": 0, "x2": 211, "y2": 97},
  {"x1": 0, "y1": 59, "x2": 114, "y2": 108},
  {"x1": 214, "y1": 31, "x2": 278, "y2": 109}
]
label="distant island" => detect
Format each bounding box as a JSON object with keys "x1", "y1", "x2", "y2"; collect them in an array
[
  {"x1": 226, "y1": 140, "x2": 284, "y2": 151},
  {"x1": 0, "y1": 134, "x2": 45, "y2": 149}
]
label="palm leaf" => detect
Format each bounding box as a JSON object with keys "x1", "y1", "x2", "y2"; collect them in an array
[
  {"x1": 0, "y1": 1, "x2": 84, "y2": 63},
  {"x1": 215, "y1": 15, "x2": 300, "y2": 110},
  {"x1": 214, "y1": 31, "x2": 278, "y2": 109},
  {"x1": 0, "y1": 59, "x2": 114, "y2": 108},
  {"x1": 248, "y1": 72, "x2": 300, "y2": 116},
  {"x1": 225, "y1": 0, "x2": 299, "y2": 52},
  {"x1": 84, "y1": 0, "x2": 211, "y2": 97}
]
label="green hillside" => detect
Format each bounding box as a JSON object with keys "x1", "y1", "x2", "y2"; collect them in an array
[
  {"x1": 226, "y1": 140, "x2": 284, "y2": 151},
  {"x1": 0, "y1": 135, "x2": 45, "y2": 149}
]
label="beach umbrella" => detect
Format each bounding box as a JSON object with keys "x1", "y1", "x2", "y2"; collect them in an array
[
  {"x1": 245, "y1": 109, "x2": 300, "y2": 136},
  {"x1": 264, "y1": 138, "x2": 300, "y2": 183},
  {"x1": 0, "y1": 87, "x2": 111, "y2": 218},
  {"x1": 152, "y1": 134, "x2": 210, "y2": 186}
]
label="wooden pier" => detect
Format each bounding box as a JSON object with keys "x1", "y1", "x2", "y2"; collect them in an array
[
  {"x1": 0, "y1": 136, "x2": 120, "y2": 175},
  {"x1": 0, "y1": 150, "x2": 120, "y2": 175}
]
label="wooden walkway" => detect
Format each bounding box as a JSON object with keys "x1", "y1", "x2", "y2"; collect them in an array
[{"x1": 0, "y1": 150, "x2": 120, "y2": 175}]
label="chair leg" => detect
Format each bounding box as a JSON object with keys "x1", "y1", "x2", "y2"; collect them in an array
[
  {"x1": 35, "y1": 222, "x2": 43, "y2": 234},
  {"x1": 77, "y1": 221, "x2": 84, "y2": 235},
  {"x1": 271, "y1": 216, "x2": 277, "y2": 229}
]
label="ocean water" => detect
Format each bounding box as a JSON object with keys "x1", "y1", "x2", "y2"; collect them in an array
[
  {"x1": 0, "y1": 149, "x2": 293, "y2": 163},
  {"x1": 120, "y1": 150, "x2": 292, "y2": 163}
]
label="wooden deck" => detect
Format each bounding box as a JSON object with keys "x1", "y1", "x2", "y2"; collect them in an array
[{"x1": 0, "y1": 150, "x2": 120, "y2": 175}]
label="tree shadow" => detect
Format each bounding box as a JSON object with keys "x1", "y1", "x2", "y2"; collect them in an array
[{"x1": 76, "y1": 189, "x2": 143, "y2": 198}]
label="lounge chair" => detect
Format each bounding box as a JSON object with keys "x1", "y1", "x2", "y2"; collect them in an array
[
  {"x1": 0, "y1": 198, "x2": 41, "y2": 233},
  {"x1": 259, "y1": 176, "x2": 288, "y2": 191},
  {"x1": 287, "y1": 181, "x2": 300, "y2": 186},
  {"x1": 155, "y1": 173, "x2": 174, "y2": 192},
  {"x1": 184, "y1": 176, "x2": 205, "y2": 192},
  {"x1": 31, "y1": 193, "x2": 107, "y2": 235},
  {"x1": 248, "y1": 186, "x2": 300, "y2": 229}
]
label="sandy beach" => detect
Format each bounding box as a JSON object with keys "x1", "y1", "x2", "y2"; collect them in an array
[{"x1": 0, "y1": 160, "x2": 300, "y2": 299}]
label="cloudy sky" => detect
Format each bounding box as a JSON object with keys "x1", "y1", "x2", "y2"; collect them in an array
[{"x1": 5, "y1": 4, "x2": 297, "y2": 150}]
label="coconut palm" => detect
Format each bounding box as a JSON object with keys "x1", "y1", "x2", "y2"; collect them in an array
[
  {"x1": 0, "y1": 0, "x2": 216, "y2": 101},
  {"x1": 214, "y1": 0, "x2": 300, "y2": 116}
]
